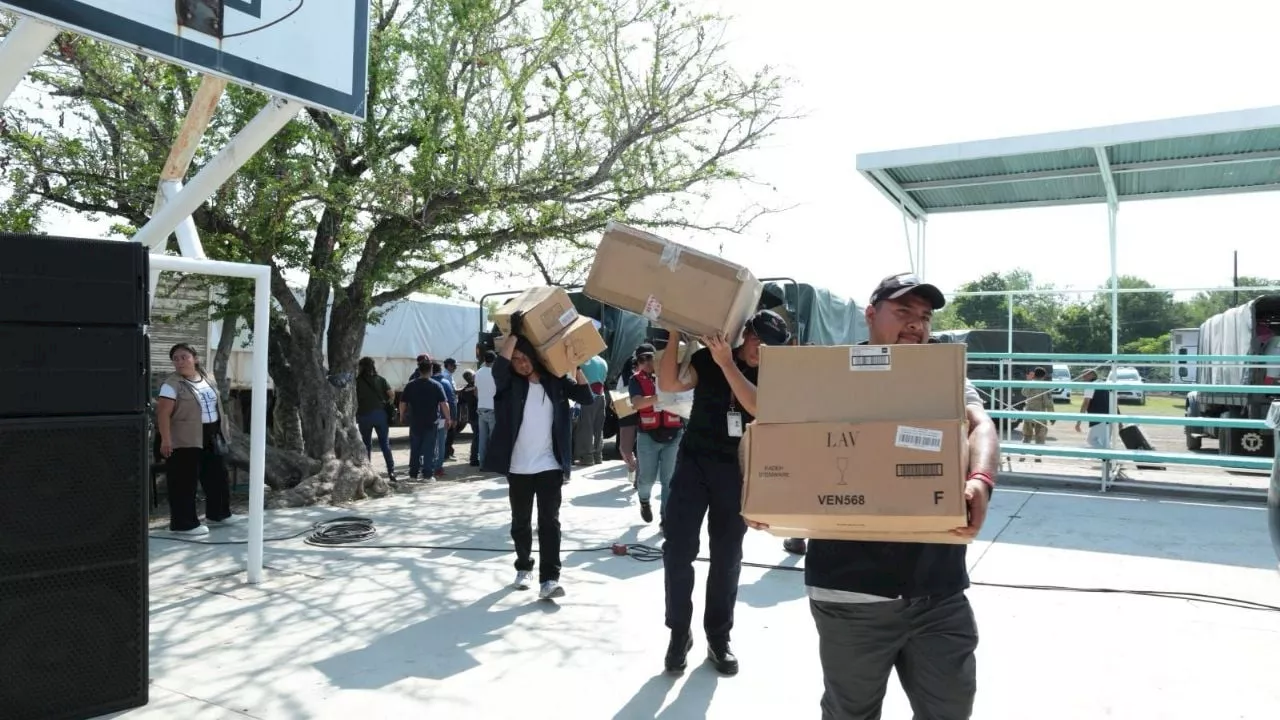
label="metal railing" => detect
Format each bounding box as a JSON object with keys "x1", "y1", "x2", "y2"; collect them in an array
[{"x1": 960, "y1": 352, "x2": 1279, "y2": 496}]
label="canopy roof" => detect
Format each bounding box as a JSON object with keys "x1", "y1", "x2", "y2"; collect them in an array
[{"x1": 856, "y1": 106, "x2": 1280, "y2": 220}]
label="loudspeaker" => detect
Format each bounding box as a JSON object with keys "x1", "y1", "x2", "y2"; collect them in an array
[
  {"x1": 0, "y1": 325, "x2": 150, "y2": 418},
  {"x1": 0, "y1": 232, "x2": 149, "y2": 326},
  {"x1": 0, "y1": 234, "x2": 150, "y2": 719}
]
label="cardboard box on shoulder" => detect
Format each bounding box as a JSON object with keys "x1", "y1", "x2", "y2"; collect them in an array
[
  {"x1": 492, "y1": 286, "x2": 579, "y2": 345},
  {"x1": 585, "y1": 221, "x2": 763, "y2": 339},
  {"x1": 534, "y1": 316, "x2": 607, "y2": 378},
  {"x1": 741, "y1": 342, "x2": 972, "y2": 540}
]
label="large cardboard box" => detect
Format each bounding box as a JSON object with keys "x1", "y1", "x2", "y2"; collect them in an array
[
  {"x1": 756, "y1": 343, "x2": 967, "y2": 424},
  {"x1": 741, "y1": 342, "x2": 971, "y2": 539},
  {"x1": 535, "y1": 316, "x2": 607, "y2": 378},
  {"x1": 492, "y1": 286, "x2": 579, "y2": 346},
  {"x1": 740, "y1": 420, "x2": 968, "y2": 534},
  {"x1": 585, "y1": 221, "x2": 763, "y2": 339}
]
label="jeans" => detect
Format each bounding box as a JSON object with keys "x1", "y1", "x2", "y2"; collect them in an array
[
  {"x1": 166, "y1": 422, "x2": 231, "y2": 531},
  {"x1": 408, "y1": 424, "x2": 438, "y2": 478},
  {"x1": 476, "y1": 408, "x2": 495, "y2": 465},
  {"x1": 810, "y1": 592, "x2": 978, "y2": 720},
  {"x1": 357, "y1": 408, "x2": 395, "y2": 474},
  {"x1": 434, "y1": 422, "x2": 448, "y2": 473},
  {"x1": 508, "y1": 469, "x2": 564, "y2": 583},
  {"x1": 662, "y1": 452, "x2": 747, "y2": 640},
  {"x1": 636, "y1": 429, "x2": 682, "y2": 522}
]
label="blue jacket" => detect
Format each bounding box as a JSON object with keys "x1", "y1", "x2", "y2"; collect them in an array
[
  {"x1": 432, "y1": 372, "x2": 458, "y2": 420},
  {"x1": 481, "y1": 356, "x2": 595, "y2": 479}
]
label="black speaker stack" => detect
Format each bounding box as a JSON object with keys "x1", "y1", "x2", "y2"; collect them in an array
[{"x1": 0, "y1": 233, "x2": 151, "y2": 719}]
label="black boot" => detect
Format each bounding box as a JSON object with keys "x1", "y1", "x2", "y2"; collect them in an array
[
  {"x1": 664, "y1": 631, "x2": 693, "y2": 673},
  {"x1": 640, "y1": 501, "x2": 653, "y2": 523},
  {"x1": 783, "y1": 537, "x2": 807, "y2": 556},
  {"x1": 706, "y1": 638, "x2": 738, "y2": 676}
]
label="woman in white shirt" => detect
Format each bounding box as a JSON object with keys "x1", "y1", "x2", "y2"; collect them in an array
[{"x1": 154, "y1": 343, "x2": 237, "y2": 535}]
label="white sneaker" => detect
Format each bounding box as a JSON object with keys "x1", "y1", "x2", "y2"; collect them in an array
[
  {"x1": 513, "y1": 570, "x2": 533, "y2": 590},
  {"x1": 538, "y1": 580, "x2": 565, "y2": 600},
  {"x1": 206, "y1": 515, "x2": 244, "y2": 526},
  {"x1": 170, "y1": 525, "x2": 209, "y2": 536}
]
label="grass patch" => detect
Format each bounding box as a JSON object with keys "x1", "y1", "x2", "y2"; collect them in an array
[{"x1": 1126, "y1": 394, "x2": 1185, "y2": 417}]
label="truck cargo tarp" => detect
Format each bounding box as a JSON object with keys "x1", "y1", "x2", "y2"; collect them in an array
[
  {"x1": 761, "y1": 282, "x2": 867, "y2": 345},
  {"x1": 220, "y1": 292, "x2": 482, "y2": 390}
]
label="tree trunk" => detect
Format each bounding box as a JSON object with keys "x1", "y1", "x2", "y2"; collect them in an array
[
  {"x1": 268, "y1": 292, "x2": 389, "y2": 506},
  {"x1": 268, "y1": 316, "x2": 305, "y2": 454},
  {"x1": 212, "y1": 310, "x2": 241, "y2": 433}
]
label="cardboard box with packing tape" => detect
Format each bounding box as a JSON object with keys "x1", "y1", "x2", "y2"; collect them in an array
[
  {"x1": 585, "y1": 221, "x2": 763, "y2": 340},
  {"x1": 533, "y1": 316, "x2": 607, "y2": 378},
  {"x1": 492, "y1": 286, "x2": 580, "y2": 346},
  {"x1": 741, "y1": 342, "x2": 972, "y2": 541}
]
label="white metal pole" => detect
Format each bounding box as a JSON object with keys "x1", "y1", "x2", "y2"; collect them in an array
[
  {"x1": 1006, "y1": 291, "x2": 1015, "y2": 442},
  {"x1": 133, "y1": 97, "x2": 300, "y2": 249},
  {"x1": 147, "y1": 255, "x2": 271, "y2": 582},
  {"x1": 247, "y1": 270, "x2": 271, "y2": 584},
  {"x1": 1104, "y1": 204, "x2": 1120, "y2": 490},
  {"x1": 156, "y1": 180, "x2": 207, "y2": 258},
  {"x1": 920, "y1": 219, "x2": 928, "y2": 280},
  {"x1": 0, "y1": 17, "x2": 59, "y2": 107}
]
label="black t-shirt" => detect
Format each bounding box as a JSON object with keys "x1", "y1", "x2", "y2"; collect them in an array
[
  {"x1": 401, "y1": 376, "x2": 446, "y2": 427},
  {"x1": 679, "y1": 347, "x2": 757, "y2": 461},
  {"x1": 1085, "y1": 388, "x2": 1112, "y2": 428}
]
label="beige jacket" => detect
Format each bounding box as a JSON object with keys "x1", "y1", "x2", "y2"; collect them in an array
[
  {"x1": 1021, "y1": 383, "x2": 1056, "y2": 414},
  {"x1": 162, "y1": 372, "x2": 230, "y2": 449}
]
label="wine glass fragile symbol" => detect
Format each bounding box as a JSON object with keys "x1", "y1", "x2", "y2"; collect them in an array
[{"x1": 835, "y1": 457, "x2": 849, "y2": 485}]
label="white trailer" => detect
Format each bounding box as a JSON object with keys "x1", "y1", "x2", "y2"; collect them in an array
[{"x1": 1170, "y1": 327, "x2": 1200, "y2": 384}]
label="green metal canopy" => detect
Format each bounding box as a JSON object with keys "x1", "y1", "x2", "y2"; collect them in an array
[{"x1": 856, "y1": 106, "x2": 1280, "y2": 220}]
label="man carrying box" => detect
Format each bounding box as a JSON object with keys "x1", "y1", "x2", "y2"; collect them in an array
[
  {"x1": 658, "y1": 309, "x2": 791, "y2": 676},
  {"x1": 755, "y1": 273, "x2": 999, "y2": 720}
]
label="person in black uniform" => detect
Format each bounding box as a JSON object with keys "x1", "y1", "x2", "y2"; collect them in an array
[{"x1": 657, "y1": 309, "x2": 791, "y2": 676}]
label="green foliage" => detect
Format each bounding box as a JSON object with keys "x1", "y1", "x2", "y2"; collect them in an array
[{"x1": 945, "y1": 270, "x2": 1280, "y2": 369}]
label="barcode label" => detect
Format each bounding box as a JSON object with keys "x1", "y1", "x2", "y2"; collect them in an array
[
  {"x1": 558, "y1": 308, "x2": 578, "y2": 328},
  {"x1": 850, "y1": 345, "x2": 891, "y2": 371},
  {"x1": 895, "y1": 426, "x2": 943, "y2": 452},
  {"x1": 896, "y1": 463, "x2": 944, "y2": 477}
]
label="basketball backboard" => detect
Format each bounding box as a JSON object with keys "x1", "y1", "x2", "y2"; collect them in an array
[{"x1": 0, "y1": 0, "x2": 369, "y2": 119}]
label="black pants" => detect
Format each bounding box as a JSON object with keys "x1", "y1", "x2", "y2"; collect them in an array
[
  {"x1": 662, "y1": 452, "x2": 747, "y2": 640},
  {"x1": 166, "y1": 422, "x2": 232, "y2": 531},
  {"x1": 810, "y1": 592, "x2": 978, "y2": 720},
  {"x1": 508, "y1": 470, "x2": 564, "y2": 583}
]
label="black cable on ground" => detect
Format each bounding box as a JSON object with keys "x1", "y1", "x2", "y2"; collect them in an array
[{"x1": 149, "y1": 518, "x2": 1280, "y2": 614}]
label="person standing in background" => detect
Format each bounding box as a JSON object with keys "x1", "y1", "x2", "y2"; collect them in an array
[
  {"x1": 473, "y1": 350, "x2": 498, "y2": 467},
  {"x1": 154, "y1": 343, "x2": 238, "y2": 535},
  {"x1": 615, "y1": 348, "x2": 644, "y2": 487},
  {"x1": 430, "y1": 361, "x2": 457, "y2": 477},
  {"x1": 355, "y1": 357, "x2": 397, "y2": 481},
  {"x1": 399, "y1": 357, "x2": 450, "y2": 481},
  {"x1": 628, "y1": 344, "x2": 683, "y2": 529},
  {"x1": 1019, "y1": 366, "x2": 1054, "y2": 461},
  {"x1": 574, "y1": 351, "x2": 610, "y2": 465},
  {"x1": 443, "y1": 358, "x2": 460, "y2": 458}
]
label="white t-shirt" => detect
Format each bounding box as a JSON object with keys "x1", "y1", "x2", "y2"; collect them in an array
[
  {"x1": 508, "y1": 381, "x2": 561, "y2": 475},
  {"x1": 474, "y1": 365, "x2": 496, "y2": 410},
  {"x1": 159, "y1": 377, "x2": 220, "y2": 423}
]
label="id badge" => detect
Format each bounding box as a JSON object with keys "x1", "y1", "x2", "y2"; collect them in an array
[{"x1": 727, "y1": 412, "x2": 744, "y2": 438}]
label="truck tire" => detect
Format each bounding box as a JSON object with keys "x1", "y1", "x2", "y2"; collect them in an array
[{"x1": 1185, "y1": 433, "x2": 1202, "y2": 452}]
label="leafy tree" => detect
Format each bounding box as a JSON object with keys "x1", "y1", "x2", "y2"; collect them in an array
[
  {"x1": 1180, "y1": 276, "x2": 1279, "y2": 326},
  {"x1": 946, "y1": 269, "x2": 1061, "y2": 332},
  {"x1": 0, "y1": 0, "x2": 790, "y2": 504}
]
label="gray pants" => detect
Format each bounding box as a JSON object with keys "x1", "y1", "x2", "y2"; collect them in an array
[
  {"x1": 574, "y1": 395, "x2": 605, "y2": 461},
  {"x1": 810, "y1": 592, "x2": 978, "y2": 720}
]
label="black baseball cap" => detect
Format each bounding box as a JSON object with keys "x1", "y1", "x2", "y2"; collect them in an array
[
  {"x1": 747, "y1": 309, "x2": 791, "y2": 345},
  {"x1": 870, "y1": 272, "x2": 946, "y2": 310},
  {"x1": 634, "y1": 343, "x2": 656, "y2": 360}
]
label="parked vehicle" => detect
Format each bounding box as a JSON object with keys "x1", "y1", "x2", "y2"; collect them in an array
[
  {"x1": 1184, "y1": 294, "x2": 1280, "y2": 457},
  {"x1": 1112, "y1": 366, "x2": 1146, "y2": 404},
  {"x1": 1170, "y1": 327, "x2": 1200, "y2": 385},
  {"x1": 1051, "y1": 363, "x2": 1072, "y2": 402}
]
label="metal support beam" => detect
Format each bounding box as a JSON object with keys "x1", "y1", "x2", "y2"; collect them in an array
[
  {"x1": 0, "y1": 17, "x2": 59, "y2": 107},
  {"x1": 149, "y1": 254, "x2": 272, "y2": 584},
  {"x1": 133, "y1": 97, "x2": 300, "y2": 249},
  {"x1": 161, "y1": 76, "x2": 228, "y2": 181},
  {"x1": 1095, "y1": 146, "x2": 1118, "y2": 208}
]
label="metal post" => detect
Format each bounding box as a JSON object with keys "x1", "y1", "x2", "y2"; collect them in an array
[
  {"x1": 1104, "y1": 204, "x2": 1120, "y2": 491},
  {"x1": 920, "y1": 220, "x2": 927, "y2": 280},
  {"x1": 247, "y1": 271, "x2": 271, "y2": 584},
  {"x1": 1006, "y1": 291, "x2": 1015, "y2": 443},
  {"x1": 133, "y1": 97, "x2": 300, "y2": 249},
  {"x1": 0, "y1": 17, "x2": 59, "y2": 106},
  {"x1": 1267, "y1": 401, "x2": 1280, "y2": 570},
  {"x1": 146, "y1": 255, "x2": 272, "y2": 584}
]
